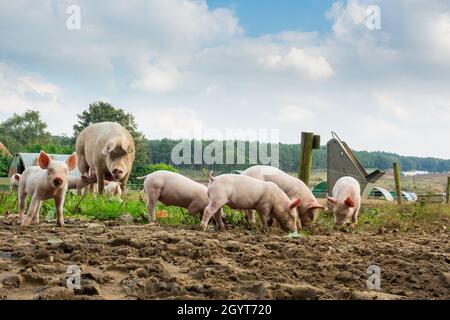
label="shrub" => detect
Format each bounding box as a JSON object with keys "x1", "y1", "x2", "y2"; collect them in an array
[
  {"x1": 0, "y1": 154, "x2": 9, "y2": 177},
  {"x1": 130, "y1": 163, "x2": 178, "y2": 188}
]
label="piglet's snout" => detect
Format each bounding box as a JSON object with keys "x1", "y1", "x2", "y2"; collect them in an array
[{"x1": 53, "y1": 177, "x2": 63, "y2": 187}]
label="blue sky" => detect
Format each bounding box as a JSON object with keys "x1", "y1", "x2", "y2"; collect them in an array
[
  {"x1": 0, "y1": 1, "x2": 450, "y2": 159},
  {"x1": 208, "y1": 0, "x2": 336, "y2": 36}
]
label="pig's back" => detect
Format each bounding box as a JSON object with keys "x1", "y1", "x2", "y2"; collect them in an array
[
  {"x1": 210, "y1": 174, "x2": 267, "y2": 208},
  {"x1": 243, "y1": 165, "x2": 309, "y2": 198},
  {"x1": 333, "y1": 176, "x2": 361, "y2": 199},
  {"x1": 77, "y1": 122, "x2": 131, "y2": 164},
  {"x1": 146, "y1": 171, "x2": 208, "y2": 207}
]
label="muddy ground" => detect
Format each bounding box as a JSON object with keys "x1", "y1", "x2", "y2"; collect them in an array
[{"x1": 0, "y1": 214, "x2": 448, "y2": 300}]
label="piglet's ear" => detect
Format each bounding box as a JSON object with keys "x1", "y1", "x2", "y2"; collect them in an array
[
  {"x1": 66, "y1": 153, "x2": 77, "y2": 171},
  {"x1": 38, "y1": 151, "x2": 51, "y2": 169},
  {"x1": 327, "y1": 195, "x2": 336, "y2": 205},
  {"x1": 344, "y1": 196, "x2": 355, "y2": 208},
  {"x1": 308, "y1": 202, "x2": 325, "y2": 210},
  {"x1": 81, "y1": 175, "x2": 90, "y2": 183},
  {"x1": 289, "y1": 198, "x2": 301, "y2": 209}
]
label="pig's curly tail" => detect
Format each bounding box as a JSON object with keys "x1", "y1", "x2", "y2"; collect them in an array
[{"x1": 208, "y1": 171, "x2": 215, "y2": 184}]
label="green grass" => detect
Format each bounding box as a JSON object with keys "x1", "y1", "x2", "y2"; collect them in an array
[
  {"x1": 298, "y1": 201, "x2": 449, "y2": 235},
  {"x1": 316, "y1": 202, "x2": 450, "y2": 233},
  {"x1": 0, "y1": 191, "x2": 201, "y2": 225},
  {"x1": 0, "y1": 191, "x2": 18, "y2": 214},
  {"x1": 357, "y1": 202, "x2": 450, "y2": 232},
  {"x1": 0, "y1": 191, "x2": 449, "y2": 234}
]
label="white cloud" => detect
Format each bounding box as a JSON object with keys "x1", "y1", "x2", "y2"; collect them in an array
[
  {"x1": 327, "y1": 0, "x2": 367, "y2": 36},
  {"x1": 0, "y1": 63, "x2": 61, "y2": 113},
  {"x1": 373, "y1": 92, "x2": 408, "y2": 119},
  {"x1": 130, "y1": 59, "x2": 181, "y2": 92},
  {"x1": 420, "y1": 11, "x2": 450, "y2": 64},
  {"x1": 135, "y1": 107, "x2": 204, "y2": 139},
  {"x1": 259, "y1": 48, "x2": 334, "y2": 79},
  {"x1": 0, "y1": 0, "x2": 241, "y2": 92},
  {"x1": 1, "y1": 0, "x2": 450, "y2": 159},
  {"x1": 275, "y1": 105, "x2": 315, "y2": 123}
]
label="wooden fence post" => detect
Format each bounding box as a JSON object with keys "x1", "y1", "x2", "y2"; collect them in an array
[
  {"x1": 298, "y1": 132, "x2": 314, "y2": 187},
  {"x1": 393, "y1": 162, "x2": 402, "y2": 205},
  {"x1": 446, "y1": 176, "x2": 450, "y2": 204}
]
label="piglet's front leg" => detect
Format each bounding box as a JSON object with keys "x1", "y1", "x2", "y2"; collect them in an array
[
  {"x1": 55, "y1": 193, "x2": 66, "y2": 227},
  {"x1": 22, "y1": 195, "x2": 41, "y2": 226},
  {"x1": 34, "y1": 202, "x2": 42, "y2": 224},
  {"x1": 18, "y1": 191, "x2": 27, "y2": 224},
  {"x1": 350, "y1": 210, "x2": 359, "y2": 228},
  {"x1": 258, "y1": 211, "x2": 270, "y2": 233}
]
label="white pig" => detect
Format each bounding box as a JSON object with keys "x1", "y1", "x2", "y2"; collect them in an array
[
  {"x1": 242, "y1": 165, "x2": 325, "y2": 229},
  {"x1": 201, "y1": 172, "x2": 300, "y2": 233},
  {"x1": 10, "y1": 173, "x2": 21, "y2": 191},
  {"x1": 327, "y1": 176, "x2": 361, "y2": 226},
  {"x1": 68, "y1": 174, "x2": 97, "y2": 195},
  {"x1": 104, "y1": 181, "x2": 122, "y2": 199},
  {"x1": 18, "y1": 151, "x2": 77, "y2": 227},
  {"x1": 138, "y1": 171, "x2": 225, "y2": 229},
  {"x1": 75, "y1": 122, "x2": 135, "y2": 197}
]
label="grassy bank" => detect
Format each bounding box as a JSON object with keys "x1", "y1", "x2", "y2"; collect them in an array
[{"x1": 0, "y1": 191, "x2": 449, "y2": 234}]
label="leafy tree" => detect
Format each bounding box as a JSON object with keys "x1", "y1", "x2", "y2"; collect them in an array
[
  {"x1": 24, "y1": 142, "x2": 73, "y2": 155},
  {"x1": 52, "y1": 134, "x2": 75, "y2": 149},
  {"x1": 0, "y1": 154, "x2": 9, "y2": 177},
  {"x1": 74, "y1": 101, "x2": 139, "y2": 138},
  {"x1": 0, "y1": 143, "x2": 11, "y2": 177},
  {"x1": 0, "y1": 110, "x2": 52, "y2": 153}
]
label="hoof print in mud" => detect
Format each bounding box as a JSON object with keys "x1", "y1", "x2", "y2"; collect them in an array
[
  {"x1": 1, "y1": 274, "x2": 21, "y2": 288},
  {"x1": 74, "y1": 279, "x2": 101, "y2": 296},
  {"x1": 34, "y1": 287, "x2": 75, "y2": 300}
]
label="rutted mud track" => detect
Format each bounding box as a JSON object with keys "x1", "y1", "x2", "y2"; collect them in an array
[{"x1": 0, "y1": 215, "x2": 448, "y2": 300}]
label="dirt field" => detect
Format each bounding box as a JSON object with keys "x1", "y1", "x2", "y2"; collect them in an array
[{"x1": 0, "y1": 214, "x2": 449, "y2": 300}]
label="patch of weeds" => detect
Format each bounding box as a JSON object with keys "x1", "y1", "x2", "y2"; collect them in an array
[
  {"x1": 1, "y1": 191, "x2": 449, "y2": 233},
  {"x1": 223, "y1": 206, "x2": 245, "y2": 226},
  {"x1": 286, "y1": 231, "x2": 302, "y2": 238},
  {"x1": 0, "y1": 191, "x2": 18, "y2": 215},
  {"x1": 359, "y1": 207, "x2": 381, "y2": 228}
]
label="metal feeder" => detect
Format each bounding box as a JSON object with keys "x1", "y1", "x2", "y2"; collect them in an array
[{"x1": 327, "y1": 132, "x2": 385, "y2": 199}]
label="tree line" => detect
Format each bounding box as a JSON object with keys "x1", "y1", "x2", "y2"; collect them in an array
[
  {"x1": 1, "y1": 102, "x2": 450, "y2": 180},
  {"x1": 148, "y1": 140, "x2": 450, "y2": 173}
]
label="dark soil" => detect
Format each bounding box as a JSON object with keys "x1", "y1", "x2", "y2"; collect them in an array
[{"x1": 0, "y1": 215, "x2": 448, "y2": 300}]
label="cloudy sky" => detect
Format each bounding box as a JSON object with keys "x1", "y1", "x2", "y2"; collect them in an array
[{"x1": 0, "y1": 0, "x2": 449, "y2": 158}]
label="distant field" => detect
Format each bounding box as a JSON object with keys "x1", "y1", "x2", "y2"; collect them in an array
[
  {"x1": 307, "y1": 170, "x2": 448, "y2": 194},
  {"x1": 376, "y1": 172, "x2": 448, "y2": 194}
]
